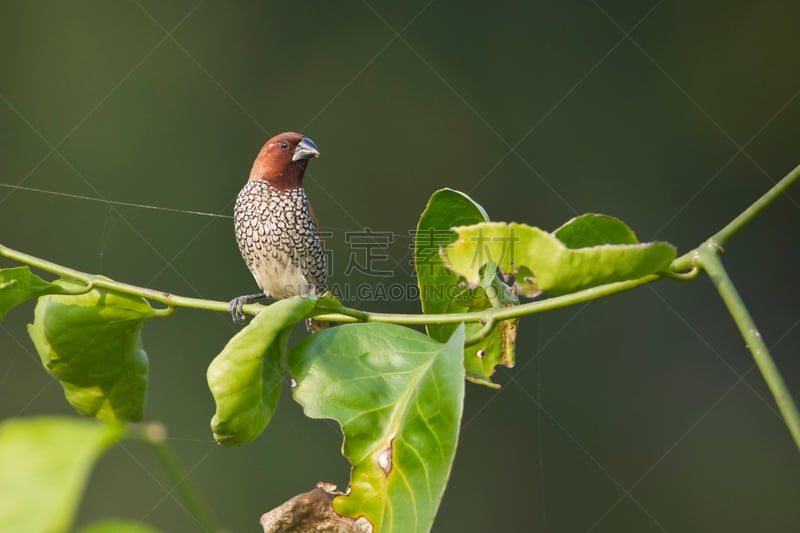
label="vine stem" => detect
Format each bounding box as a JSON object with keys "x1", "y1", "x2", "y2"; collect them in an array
[
  {"x1": 696, "y1": 243, "x2": 800, "y2": 452},
  {"x1": 0, "y1": 242, "x2": 661, "y2": 325},
  {"x1": 672, "y1": 163, "x2": 800, "y2": 271},
  {"x1": 0, "y1": 244, "x2": 221, "y2": 314}
]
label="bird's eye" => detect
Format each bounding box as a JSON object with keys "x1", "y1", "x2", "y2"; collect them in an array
[{"x1": 279, "y1": 140, "x2": 290, "y2": 150}]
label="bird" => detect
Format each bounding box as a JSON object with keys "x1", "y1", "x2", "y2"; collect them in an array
[{"x1": 228, "y1": 132, "x2": 328, "y2": 331}]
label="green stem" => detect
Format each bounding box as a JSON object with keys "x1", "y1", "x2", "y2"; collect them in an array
[
  {"x1": 696, "y1": 244, "x2": 800, "y2": 452},
  {"x1": 130, "y1": 423, "x2": 220, "y2": 532},
  {"x1": 0, "y1": 243, "x2": 220, "y2": 315},
  {"x1": 464, "y1": 317, "x2": 497, "y2": 346},
  {"x1": 672, "y1": 163, "x2": 800, "y2": 271},
  {"x1": 316, "y1": 274, "x2": 660, "y2": 325},
  {"x1": 0, "y1": 241, "x2": 661, "y2": 326}
]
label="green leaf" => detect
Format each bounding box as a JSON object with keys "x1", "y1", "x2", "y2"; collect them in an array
[
  {"x1": 414, "y1": 188, "x2": 490, "y2": 329},
  {"x1": 289, "y1": 323, "x2": 466, "y2": 533},
  {"x1": 207, "y1": 295, "x2": 318, "y2": 446},
  {"x1": 77, "y1": 521, "x2": 163, "y2": 533},
  {"x1": 0, "y1": 266, "x2": 79, "y2": 321},
  {"x1": 442, "y1": 220, "x2": 677, "y2": 296},
  {"x1": 554, "y1": 213, "x2": 638, "y2": 247},
  {"x1": 27, "y1": 279, "x2": 160, "y2": 423},
  {"x1": 414, "y1": 188, "x2": 517, "y2": 387},
  {"x1": 0, "y1": 417, "x2": 122, "y2": 533}
]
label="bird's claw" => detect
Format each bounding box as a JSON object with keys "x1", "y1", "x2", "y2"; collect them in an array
[
  {"x1": 228, "y1": 292, "x2": 267, "y2": 325},
  {"x1": 229, "y1": 296, "x2": 250, "y2": 325}
]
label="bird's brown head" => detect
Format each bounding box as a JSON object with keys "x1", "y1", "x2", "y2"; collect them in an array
[{"x1": 248, "y1": 132, "x2": 320, "y2": 189}]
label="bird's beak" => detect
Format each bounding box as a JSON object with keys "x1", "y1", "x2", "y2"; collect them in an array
[{"x1": 292, "y1": 137, "x2": 321, "y2": 161}]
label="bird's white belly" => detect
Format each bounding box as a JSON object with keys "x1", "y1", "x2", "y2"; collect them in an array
[{"x1": 250, "y1": 256, "x2": 311, "y2": 299}]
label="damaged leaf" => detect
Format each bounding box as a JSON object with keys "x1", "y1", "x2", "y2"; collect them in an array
[
  {"x1": 289, "y1": 323, "x2": 465, "y2": 532},
  {"x1": 414, "y1": 188, "x2": 517, "y2": 387},
  {"x1": 441, "y1": 217, "x2": 676, "y2": 296}
]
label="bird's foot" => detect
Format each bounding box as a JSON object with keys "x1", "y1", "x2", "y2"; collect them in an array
[{"x1": 228, "y1": 292, "x2": 266, "y2": 325}]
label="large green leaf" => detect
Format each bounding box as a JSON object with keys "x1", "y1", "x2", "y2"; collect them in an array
[
  {"x1": 207, "y1": 295, "x2": 318, "y2": 446},
  {"x1": 0, "y1": 266, "x2": 80, "y2": 321},
  {"x1": 0, "y1": 417, "x2": 122, "y2": 533},
  {"x1": 27, "y1": 279, "x2": 160, "y2": 423},
  {"x1": 289, "y1": 323, "x2": 466, "y2": 533},
  {"x1": 414, "y1": 188, "x2": 517, "y2": 387},
  {"x1": 442, "y1": 218, "x2": 676, "y2": 296}
]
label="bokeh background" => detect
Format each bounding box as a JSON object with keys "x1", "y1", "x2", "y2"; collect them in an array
[{"x1": 2, "y1": 1, "x2": 799, "y2": 531}]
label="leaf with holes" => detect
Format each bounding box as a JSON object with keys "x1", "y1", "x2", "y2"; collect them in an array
[
  {"x1": 0, "y1": 266, "x2": 80, "y2": 321},
  {"x1": 441, "y1": 216, "x2": 676, "y2": 296},
  {"x1": 414, "y1": 188, "x2": 517, "y2": 388},
  {"x1": 27, "y1": 279, "x2": 162, "y2": 423},
  {"x1": 0, "y1": 417, "x2": 122, "y2": 533},
  {"x1": 208, "y1": 295, "x2": 318, "y2": 446},
  {"x1": 289, "y1": 323, "x2": 465, "y2": 533}
]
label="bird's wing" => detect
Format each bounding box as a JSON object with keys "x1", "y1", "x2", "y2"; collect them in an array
[{"x1": 308, "y1": 202, "x2": 322, "y2": 237}]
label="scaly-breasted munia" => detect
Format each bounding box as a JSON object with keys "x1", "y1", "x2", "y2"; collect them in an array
[{"x1": 229, "y1": 132, "x2": 327, "y2": 330}]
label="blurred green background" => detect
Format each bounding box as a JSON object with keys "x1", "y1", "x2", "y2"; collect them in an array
[{"x1": 2, "y1": 1, "x2": 799, "y2": 531}]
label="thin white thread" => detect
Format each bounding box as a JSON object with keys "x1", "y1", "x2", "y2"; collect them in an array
[
  {"x1": 0, "y1": 183, "x2": 419, "y2": 239},
  {"x1": 0, "y1": 182, "x2": 232, "y2": 219}
]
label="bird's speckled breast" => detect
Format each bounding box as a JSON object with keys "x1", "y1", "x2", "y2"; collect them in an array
[{"x1": 234, "y1": 180, "x2": 327, "y2": 299}]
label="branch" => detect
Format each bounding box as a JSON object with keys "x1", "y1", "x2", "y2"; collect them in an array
[
  {"x1": 672, "y1": 163, "x2": 800, "y2": 271},
  {"x1": 315, "y1": 274, "x2": 660, "y2": 325},
  {"x1": 0, "y1": 242, "x2": 661, "y2": 325},
  {"x1": 695, "y1": 243, "x2": 800, "y2": 453},
  {"x1": 0, "y1": 243, "x2": 228, "y2": 314}
]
